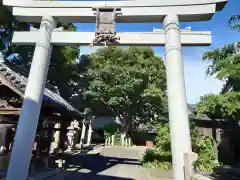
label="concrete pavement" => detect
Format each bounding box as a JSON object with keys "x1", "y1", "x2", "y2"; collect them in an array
[{"x1": 45, "y1": 146, "x2": 173, "y2": 180}]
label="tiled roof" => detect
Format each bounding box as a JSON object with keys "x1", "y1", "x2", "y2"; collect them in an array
[{"x1": 0, "y1": 61, "x2": 81, "y2": 115}]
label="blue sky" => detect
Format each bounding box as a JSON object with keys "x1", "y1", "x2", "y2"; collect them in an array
[{"x1": 75, "y1": 0, "x2": 240, "y2": 104}]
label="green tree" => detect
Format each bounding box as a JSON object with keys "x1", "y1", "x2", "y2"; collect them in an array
[
  {"x1": 202, "y1": 43, "x2": 240, "y2": 81},
  {"x1": 229, "y1": 15, "x2": 240, "y2": 31},
  {"x1": 195, "y1": 94, "x2": 221, "y2": 155},
  {"x1": 196, "y1": 93, "x2": 240, "y2": 121},
  {"x1": 78, "y1": 46, "x2": 167, "y2": 142},
  {"x1": 196, "y1": 94, "x2": 221, "y2": 118},
  {"x1": 0, "y1": 1, "x2": 80, "y2": 100},
  {"x1": 200, "y1": 43, "x2": 240, "y2": 118},
  {"x1": 195, "y1": 41, "x2": 240, "y2": 158},
  {"x1": 1, "y1": 1, "x2": 32, "y2": 57},
  {"x1": 44, "y1": 23, "x2": 80, "y2": 100},
  {"x1": 195, "y1": 92, "x2": 240, "y2": 158},
  {"x1": 10, "y1": 22, "x2": 80, "y2": 100},
  {"x1": 0, "y1": 4, "x2": 8, "y2": 49}
]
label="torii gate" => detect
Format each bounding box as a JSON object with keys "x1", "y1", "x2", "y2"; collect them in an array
[{"x1": 3, "y1": 0, "x2": 227, "y2": 180}]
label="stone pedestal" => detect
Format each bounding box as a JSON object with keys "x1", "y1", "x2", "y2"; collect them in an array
[{"x1": 184, "y1": 152, "x2": 198, "y2": 180}]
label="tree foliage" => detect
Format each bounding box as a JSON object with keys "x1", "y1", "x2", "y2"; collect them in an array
[
  {"x1": 198, "y1": 43, "x2": 240, "y2": 120},
  {"x1": 196, "y1": 94, "x2": 222, "y2": 118},
  {"x1": 196, "y1": 93, "x2": 240, "y2": 120},
  {"x1": 77, "y1": 47, "x2": 167, "y2": 132},
  {"x1": 10, "y1": 23, "x2": 80, "y2": 100},
  {"x1": 202, "y1": 43, "x2": 240, "y2": 81},
  {"x1": 44, "y1": 24, "x2": 80, "y2": 100},
  {"x1": 0, "y1": 1, "x2": 80, "y2": 100},
  {"x1": 142, "y1": 122, "x2": 218, "y2": 172},
  {"x1": 229, "y1": 15, "x2": 240, "y2": 31},
  {"x1": 195, "y1": 136, "x2": 218, "y2": 172}
]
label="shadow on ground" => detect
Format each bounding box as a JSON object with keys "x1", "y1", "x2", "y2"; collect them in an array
[
  {"x1": 48, "y1": 153, "x2": 141, "y2": 180},
  {"x1": 61, "y1": 172, "x2": 135, "y2": 180},
  {"x1": 209, "y1": 166, "x2": 240, "y2": 180}
]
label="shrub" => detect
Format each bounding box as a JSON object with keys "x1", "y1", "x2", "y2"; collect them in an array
[
  {"x1": 142, "y1": 122, "x2": 218, "y2": 172},
  {"x1": 141, "y1": 150, "x2": 172, "y2": 170},
  {"x1": 195, "y1": 136, "x2": 218, "y2": 172}
]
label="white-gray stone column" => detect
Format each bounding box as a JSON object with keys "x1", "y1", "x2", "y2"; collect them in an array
[
  {"x1": 79, "y1": 121, "x2": 86, "y2": 148},
  {"x1": 164, "y1": 14, "x2": 192, "y2": 180},
  {"x1": 6, "y1": 16, "x2": 56, "y2": 180},
  {"x1": 50, "y1": 122, "x2": 61, "y2": 154},
  {"x1": 86, "y1": 120, "x2": 92, "y2": 146}
]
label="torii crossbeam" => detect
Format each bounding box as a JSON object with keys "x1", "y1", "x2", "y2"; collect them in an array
[
  {"x1": 12, "y1": 31, "x2": 212, "y2": 46},
  {"x1": 3, "y1": 1, "x2": 228, "y2": 180}
]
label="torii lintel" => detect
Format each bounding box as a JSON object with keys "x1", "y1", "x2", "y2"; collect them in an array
[
  {"x1": 3, "y1": 0, "x2": 228, "y2": 10},
  {"x1": 4, "y1": 0, "x2": 228, "y2": 23}
]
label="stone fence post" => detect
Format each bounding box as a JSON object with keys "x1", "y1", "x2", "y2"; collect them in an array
[
  {"x1": 184, "y1": 152, "x2": 212, "y2": 180},
  {"x1": 184, "y1": 152, "x2": 198, "y2": 180}
]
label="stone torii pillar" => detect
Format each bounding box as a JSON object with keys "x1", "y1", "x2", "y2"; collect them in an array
[
  {"x1": 6, "y1": 16, "x2": 56, "y2": 180},
  {"x1": 164, "y1": 14, "x2": 192, "y2": 180}
]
